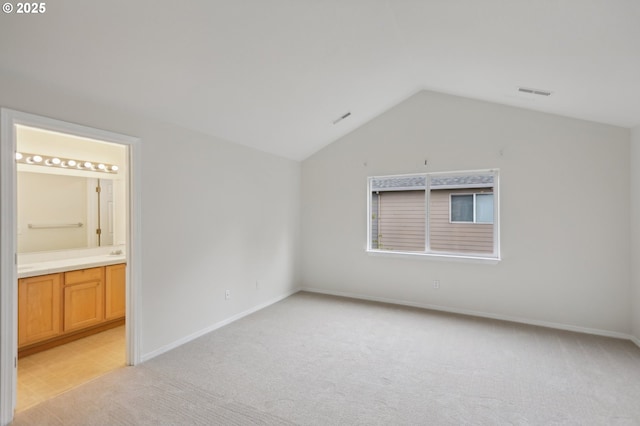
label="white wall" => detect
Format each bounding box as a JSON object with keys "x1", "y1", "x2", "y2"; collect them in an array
[
  {"x1": 631, "y1": 125, "x2": 640, "y2": 345},
  {"x1": 302, "y1": 90, "x2": 631, "y2": 335},
  {"x1": 0, "y1": 71, "x2": 301, "y2": 357},
  {"x1": 17, "y1": 124, "x2": 127, "y2": 166}
]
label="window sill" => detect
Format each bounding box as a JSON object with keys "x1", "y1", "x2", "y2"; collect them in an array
[{"x1": 366, "y1": 249, "x2": 501, "y2": 265}]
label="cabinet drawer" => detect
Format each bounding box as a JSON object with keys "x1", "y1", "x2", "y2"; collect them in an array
[{"x1": 65, "y1": 267, "x2": 104, "y2": 285}]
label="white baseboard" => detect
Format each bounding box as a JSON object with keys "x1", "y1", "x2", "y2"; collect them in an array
[
  {"x1": 302, "y1": 287, "x2": 635, "y2": 342},
  {"x1": 141, "y1": 287, "x2": 301, "y2": 362}
]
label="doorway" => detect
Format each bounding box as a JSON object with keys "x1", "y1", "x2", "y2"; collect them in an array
[{"x1": 0, "y1": 109, "x2": 142, "y2": 425}]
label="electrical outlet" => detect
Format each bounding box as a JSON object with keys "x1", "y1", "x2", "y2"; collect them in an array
[
  {"x1": 433, "y1": 280, "x2": 440, "y2": 289},
  {"x1": 225, "y1": 289, "x2": 230, "y2": 300}
]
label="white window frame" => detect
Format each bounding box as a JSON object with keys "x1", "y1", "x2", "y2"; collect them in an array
[
  {"x1": 449, "y1": 192, "x2": 494, "y2": 224},
  {"x1": 367, "y1": 169, "x2": 500, "y2": 263}
]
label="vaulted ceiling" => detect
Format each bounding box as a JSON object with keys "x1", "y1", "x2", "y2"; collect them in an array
[{"x1": 1, "y1": 1, "x2": 639, "y2": 160}]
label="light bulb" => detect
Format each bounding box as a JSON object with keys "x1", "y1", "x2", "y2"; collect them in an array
[
  {"x1": 98, "y1": 163, "x2": 106, "y2": 170},
  {"x1": 67, "y1": 160, "x2": 77, "y2": 167},
  {"x1": 15, "y1": 152, "x2": 23, "y2": 160},
  {"x1": 84, "y1": 161, "x2": 93, "y2": 169},
  {"x1": 45, "y1": 157, "x2": 61, "y2": 166},
  {"x1": 110, "y1": 165, "x2": 119, "y2": 172},
  {"x1": 33, "y1": 155, "x2": 43, "y2": 163}
]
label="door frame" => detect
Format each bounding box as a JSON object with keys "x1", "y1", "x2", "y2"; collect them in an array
[{"x1": 0, "y1": 109, "x2": 142, "y2": 425}]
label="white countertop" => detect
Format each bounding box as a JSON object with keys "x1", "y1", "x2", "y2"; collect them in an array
[{"x1": 18, "y1": 254, "x2": 127, "y2": 279}]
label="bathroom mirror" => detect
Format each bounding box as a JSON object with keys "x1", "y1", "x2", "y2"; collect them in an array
[
  {"x1": 17, "y1": 171, "x2": 117, "y2": 253},
  {"x1": 16, "y1": 123, "x2": 128, "y2": 254}
]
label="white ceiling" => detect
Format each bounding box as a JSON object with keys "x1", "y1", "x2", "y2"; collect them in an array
[{"x1": 1, "y1": 1, "x2": 639, "y2": 160}]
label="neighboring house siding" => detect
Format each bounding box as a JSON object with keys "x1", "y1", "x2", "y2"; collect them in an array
[
  {"x1": 378, "y1": 190, "x2": 425, "y2": 251},
  {"x1": 371, "y1": 193, "x2": 379, "y2": 249},
  {"x1": 429, "y1": 188, "x2": 493, "y2": 253}
]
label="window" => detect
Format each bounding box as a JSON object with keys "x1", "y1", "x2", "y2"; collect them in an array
[
  {"x1": 368, "y1": 170, "x2": 499, "y2": 260},
  {"x1": 451, "y1": 193, "x2": 494, "y2": 223}
]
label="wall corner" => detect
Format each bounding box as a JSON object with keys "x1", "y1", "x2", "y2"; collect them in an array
[{"x1": 630, "y1": 125, "x2": 640, "y2": 343}]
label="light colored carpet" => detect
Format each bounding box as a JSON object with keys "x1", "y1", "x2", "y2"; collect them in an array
[{"x1": 12, "y1": 292, "x2": 640, "y2": 425}]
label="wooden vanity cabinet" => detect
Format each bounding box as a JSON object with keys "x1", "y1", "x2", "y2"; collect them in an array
[
  {"x1": 18, "y1": 263, "x2": 126, "y2": 356},
  {"x1": 63, "y1": 267, "x2": 105, "y2": 332},
  {"x1": 105, "y1": 264, "x2": 126, "y2": 320},
  {"x1": 18, "y1": 273, "x2": 62, "y2": 346}
]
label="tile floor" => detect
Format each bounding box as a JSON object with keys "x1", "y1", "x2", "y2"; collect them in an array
[{"x1": 17, "y1": 325, "x2": 125, "y2": 412}]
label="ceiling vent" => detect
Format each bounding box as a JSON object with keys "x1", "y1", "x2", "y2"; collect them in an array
[
  {"x1": 518, "y1": 87, "x2": 552, "y2": 96},
  {"x1": 332, "y1": 112, "x2": 351, "y2": 125}
]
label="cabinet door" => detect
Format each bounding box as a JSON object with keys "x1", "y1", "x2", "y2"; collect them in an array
[
  {"x1": 64, "y1": 280, "x2": 104, "y2": 332},
  {"x1": 105, "y1": 264, "x2": 126, "y2": 320},
  {"x1": 18, "y1": 274, "x2": 62, "y2": 347}
]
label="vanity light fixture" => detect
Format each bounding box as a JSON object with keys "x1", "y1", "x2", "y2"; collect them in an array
[
  {"x1": 45, "y1": 157, "x2": 61, "y2": 166},
  {"x1": 15, "y1": 152, "x2": 119, "y2": 174}
]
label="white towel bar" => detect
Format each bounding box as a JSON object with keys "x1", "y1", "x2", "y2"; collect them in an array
[{"x1": 28, "y1": 222, "x2": 84, "y2": 229}]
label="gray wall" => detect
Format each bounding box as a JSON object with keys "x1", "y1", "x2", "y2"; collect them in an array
[
  {"x1": 1, "y1": 70, "x2": 302, "y2": 358},
  {"x1": 632, "y1": 125, "x2": 640, "y2": 344},
  {"x1": 302, "y1": 90, "x2": 631, "y2": 335}
]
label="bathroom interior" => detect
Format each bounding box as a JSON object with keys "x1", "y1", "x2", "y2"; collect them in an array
[{"x1": 15, "y1": 125, "x2": 128, "y2": 411}]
